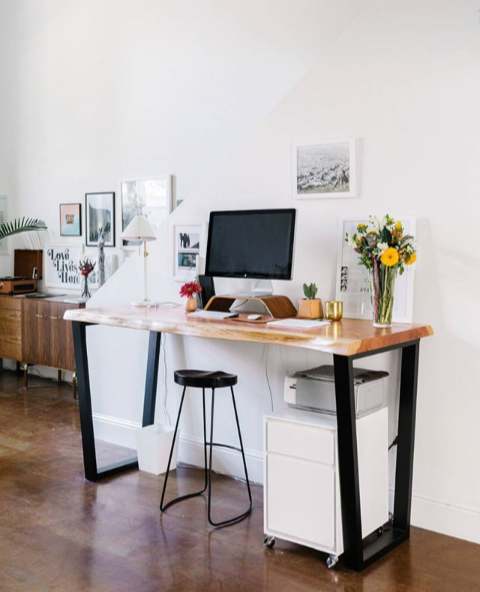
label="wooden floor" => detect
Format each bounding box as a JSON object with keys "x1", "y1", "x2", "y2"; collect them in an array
[{"x1": 1, "y1": 370, "x2": 479, "y2": 592}]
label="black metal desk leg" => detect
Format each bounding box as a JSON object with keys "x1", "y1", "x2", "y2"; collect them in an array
[
  {"x1": 72, "y1": 321, "x2": 98, "y2": 481},
  {"x1": 393, "y1": 341, "x2": 420, "y2": 532},
  {"x1": 333, "y1": 355, "x2": 364, "y2": 571},
  {"x1": 142, "y1": 332, "x2": 161, "y2": 427}
]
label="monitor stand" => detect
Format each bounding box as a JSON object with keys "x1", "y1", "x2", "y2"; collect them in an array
[{"x1": 232, "y1": 279, "x2": 274, "y2": 298}]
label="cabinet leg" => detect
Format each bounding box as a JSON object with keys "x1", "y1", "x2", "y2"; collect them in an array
[
  {"x1": 23, "y1": 363, "x2": 29, "y2": 388},
  {"x1": 72, "y1": 372, "x2": 77, "y2": 400},
  {"x1": 0, "y1": 358, "x2": 3, "y2": 374},
  {"x1": 58, "y1": 369, "x2": 62, "y2": 383}
]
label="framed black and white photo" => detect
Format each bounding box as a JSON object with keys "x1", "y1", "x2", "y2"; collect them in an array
[
  {"x1": 172, "y1": 223, "x2": 206, "y2": 282},
  {"x1": 293, "y1": 138, "x2": 356, "y2": 199},
  {"x1": 60, "y1": 203, "x2": 82, "y2": 236},
  {"x1": 335, "y1": 216, "x2": 416, "y2": 323},
  {"x1": 121, "y1": 176, "x2": 173, "y2": 247},
  {"x1": 85, "y1": 192, "x2": 115, "y2": 247},
  {"x1": 44, "y1": 244, "x2": 84, "y2": 289},
  {"x1": 0, "y1": 195, "x2": 8, "y2": 255}
]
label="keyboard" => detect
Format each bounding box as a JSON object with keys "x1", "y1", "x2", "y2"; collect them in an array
[{"x1": 188, "y1": 310, "x2": 239, "y2": 320}]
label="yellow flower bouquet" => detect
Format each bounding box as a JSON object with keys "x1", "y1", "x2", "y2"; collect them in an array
[{"x1": 345, "y1": 215, "x2": 417, "y2": 327}]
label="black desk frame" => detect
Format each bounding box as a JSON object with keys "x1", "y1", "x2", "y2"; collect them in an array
[{"x1": 72, "y1": 320, "x2": 420, "y2": 572}]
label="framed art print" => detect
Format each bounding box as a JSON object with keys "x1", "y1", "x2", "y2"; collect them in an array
[
  {"x1": 44, "y1": 244, "x2": 84, "y2": 289},
  {"x1": 172, "y1": 223, "x2": 206, "y2": 282},
  {"x1": 60, "y1": 203, "x2": 82, "y2": 236},
  {"x1": 0, "y1": 195, "x2": 8, "y2": 255},
  {"x1": 293, "y1": 138, "x2": 356, "y2": 199},
  {"x1": 120, "y1": 176, "x2": 173, "y2": 247},
  {"x1": 85, "y1": 192, "x2": 115, "y2": 247},
  {"x1": 335, "y1": 216, "x2": 416, "y2": 323}
]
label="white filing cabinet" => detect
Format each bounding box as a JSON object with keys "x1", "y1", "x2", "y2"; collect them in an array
[{"x1": 263, "y1": 407, "x2": 388, "y2": 566}]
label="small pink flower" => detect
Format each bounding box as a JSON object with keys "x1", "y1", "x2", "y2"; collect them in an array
[{"x1": 179, "y1": 281, "x2": 202, "y2": 298}]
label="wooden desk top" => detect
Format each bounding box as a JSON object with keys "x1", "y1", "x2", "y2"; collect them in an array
[{"x1": 64, "y1": 305, "x2": 433, "y2": 357}]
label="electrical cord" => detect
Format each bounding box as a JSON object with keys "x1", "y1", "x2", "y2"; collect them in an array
[
  {"x1": 264, "y1": 344, "x2": 274, "y2": 412},
  {"x1": 162, "y1": 336, "x2": 171, "y2": 425}
]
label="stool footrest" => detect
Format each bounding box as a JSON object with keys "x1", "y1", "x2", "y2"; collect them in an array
[{"x1": 208, "y1": 442, "x2": 242, "y2": 453}]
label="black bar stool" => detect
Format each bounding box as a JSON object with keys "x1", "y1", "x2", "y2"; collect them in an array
[{"x1": 160, "y1": 369, "x2": 252, "y2": 527}]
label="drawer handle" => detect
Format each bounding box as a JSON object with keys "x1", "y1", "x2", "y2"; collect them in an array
[
  {"x1": 35, "y1": 313, "x2": 47, "y2": 319},
  {"x1": 50, "y1": 316, "x2": 59, "y2": 320}
]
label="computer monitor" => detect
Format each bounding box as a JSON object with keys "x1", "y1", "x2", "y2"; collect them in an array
[{"x1": 205, "y1": 208, "x2": 296, "y2": 296}]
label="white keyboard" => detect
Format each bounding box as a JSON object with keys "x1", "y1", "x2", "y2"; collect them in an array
[{"x1": 188, "y1": 310, "x2": 238, "y2": 320}]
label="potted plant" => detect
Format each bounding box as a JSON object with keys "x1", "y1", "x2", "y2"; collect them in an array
[
  {"x1": 298, "y1": 283, "x2": 323, "y2": 319},
  {"x1": 180, "y1": 281, "x2": 202, "y2": 312}
]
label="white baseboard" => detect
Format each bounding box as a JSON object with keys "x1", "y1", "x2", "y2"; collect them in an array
[
  {"x1": 92, "y1": 413, "x2": 140, "y2": 449},
  {"x1": 91, "y1": 415, "x2": 264, "y2": 483},
  {"x1": 389, "y1": 490, "x2": 480, "y2": 545},
  {"x1": 178, "y1": 433, "x2": 264, "y2": 485}
]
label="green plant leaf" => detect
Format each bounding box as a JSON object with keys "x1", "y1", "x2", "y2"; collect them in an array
[{"x1": 0, "y1": 217, "x2": 48, "y2": 241}]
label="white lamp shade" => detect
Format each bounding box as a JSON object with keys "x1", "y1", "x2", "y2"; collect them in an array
[{"x1": 121, "y1": 216, "x2": 157, "y2": 241}]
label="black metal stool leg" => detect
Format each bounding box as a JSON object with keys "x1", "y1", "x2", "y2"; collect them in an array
[
  {"x1": 161, "y1": 386, "x2": 210, "y2": 512},
  {"x1": 207, "y1": 386, "x2": 253, "y2": 528}
]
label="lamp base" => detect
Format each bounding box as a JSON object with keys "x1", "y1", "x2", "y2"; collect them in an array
[{"x1": 131, "y1": 299, "x2": 159, "y2": 308}]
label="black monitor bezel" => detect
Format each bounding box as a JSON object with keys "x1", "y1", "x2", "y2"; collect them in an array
[{"x1": 204, "y1": 208, "x2": 296, "y2": 280}]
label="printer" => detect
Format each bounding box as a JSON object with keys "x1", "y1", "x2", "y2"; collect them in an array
[{"x1": 284, "y1": 365, "x2": 388, "y2": 417}]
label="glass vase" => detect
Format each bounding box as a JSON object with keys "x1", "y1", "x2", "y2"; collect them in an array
[
  {"x1": 369, "y1": 262, "x2": 397, "y2": 328},
  {"x1": 81, "y1": 275, "x2": 91, "y2": 300}
]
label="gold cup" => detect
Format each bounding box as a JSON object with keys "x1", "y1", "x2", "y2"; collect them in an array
[{"x1": 324, "y1": 300, "x2": 343, "y2": 321}]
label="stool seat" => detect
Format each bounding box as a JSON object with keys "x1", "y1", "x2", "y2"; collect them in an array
[{"x1": 174, "y1": 369, "x2": 238, "y2": 389}]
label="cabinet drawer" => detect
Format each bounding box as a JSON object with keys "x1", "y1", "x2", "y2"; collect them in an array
[
  {"x1": 266, "y1": 453, "x2": 335, "y2": 549},
  {"x1": 266, "y1": 419, "x2": 334, "y2": 465}
]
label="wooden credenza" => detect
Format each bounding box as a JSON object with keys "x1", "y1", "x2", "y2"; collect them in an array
[
  {"x1": 0, "y1": 296, "x2": 23, "y2": 362},
  {"x1": 22, "y1": 297, "x2": 84, "y2": 372},
  {"x1": 0, "y1": 295, "x2": 84, "y2": 396}
]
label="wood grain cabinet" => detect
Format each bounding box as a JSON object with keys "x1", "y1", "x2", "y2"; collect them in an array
[
  {"x1": 22, "y1": 298, "x2": 84, "y2": 372},
  {"x1": 0, "y1": 296, "x2": 22, "y2": 362}
]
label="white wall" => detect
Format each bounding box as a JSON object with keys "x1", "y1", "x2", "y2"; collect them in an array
[
  {"x1": 0, "y1": 0, "x2": 19, "y2": 276},
  {"x1": 2, "y1": 0, "x2": 480, "y2": 545}
]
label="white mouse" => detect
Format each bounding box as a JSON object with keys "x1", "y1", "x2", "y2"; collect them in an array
[{"x1": 247, "y1": 314, "x2": 262, "y2": 321}]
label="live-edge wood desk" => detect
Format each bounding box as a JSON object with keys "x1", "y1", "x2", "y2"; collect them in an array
[{"x1": 64, "y1": 305, "x2": 433, "y2": 572}]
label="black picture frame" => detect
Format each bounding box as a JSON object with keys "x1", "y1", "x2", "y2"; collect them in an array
[
  {"x1": 85, "y1": 192, "x2": 115, "y2": 247},
  {"x1": 59, "y1": 203, "x2": 82, "y2": 237}
]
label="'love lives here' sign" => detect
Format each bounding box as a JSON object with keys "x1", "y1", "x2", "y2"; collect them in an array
[{"x1": 45, "y1": 245, "x2": 83, "y2": 288}]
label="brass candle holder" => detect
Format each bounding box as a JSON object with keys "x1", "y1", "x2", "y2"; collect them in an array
[{"x1": 324, "y1": 300, "x2": 343, "y2": 321}]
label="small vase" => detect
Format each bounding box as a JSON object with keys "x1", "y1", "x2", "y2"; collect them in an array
[
  {"x1": 81, "y1": 275, "x2": 91, "y2": 300},
  {"x1": 369, "y1": 261, "x2": 396, "y2": 328},
  {"x1": 185, "y1": 296, "x2": 197, "y2": 312}
]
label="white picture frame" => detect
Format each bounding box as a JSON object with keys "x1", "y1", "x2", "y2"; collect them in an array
[
  {"x1": 335, "y1": 216, "x2": 416, "y2": 323},
  {"x1": 0, "y1": 195, "x2": 9, "y2": 255},
  {"x1": 293, "y1": 138, "x2": 356, "y2": 199},
  {"x1": 172, "y1": 223, "x2": 207, "y2": 282},
  {"x1": 44, "y1": 244, "x2": 84, "y2": 289},
  {"x1": 120, "y1": 176, "x2": 173, "y2": 248}
]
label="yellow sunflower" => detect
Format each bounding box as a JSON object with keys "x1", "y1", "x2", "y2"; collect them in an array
[
  {"x1": 381, "y1": 247, "x2": 399, "y2": 267},
  {"x1": 406, "y1": 253, "x2": 417, "y2": 265}
]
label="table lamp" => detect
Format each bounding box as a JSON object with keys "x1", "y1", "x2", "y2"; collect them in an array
[{"x1": 121, "y1": 215, "x2": 157, "y2": 307}]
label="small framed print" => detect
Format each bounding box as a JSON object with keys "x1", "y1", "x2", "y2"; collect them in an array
[
  {"x1": 173, "y1": 223, "x2": 206, "y2": 282},
  {"x1": 85, "y1": 192, "x2": 115, "y2": 247},
  {"x1": 60, "y1": 203, "x2": 82, "y2": 236},
  {"x1": 293, "y1": 138, "x2": 356, "y2": 199}
]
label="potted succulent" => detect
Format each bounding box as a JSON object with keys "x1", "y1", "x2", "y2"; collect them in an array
[{"x1": 298, "y1": 283, "x2": 323, "y2": 319}]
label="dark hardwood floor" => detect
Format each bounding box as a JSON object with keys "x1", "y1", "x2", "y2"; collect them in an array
[{"x1": 0, "y1": 370, "x2": 479, "y2": 592}]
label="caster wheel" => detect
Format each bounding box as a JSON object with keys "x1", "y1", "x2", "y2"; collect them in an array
[
  {"x1": 263, "y1": 536, "x2": 276, "y2": 549},
  {"x1": 326, "y1": 555, "x2": 338, "y2": 569},
  {"x1": 376, "y1": 526, "x2": 384, "y2": 538}
]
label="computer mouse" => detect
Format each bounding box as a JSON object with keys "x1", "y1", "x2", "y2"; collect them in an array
[{"x1": 247, "y1": 314, "x2": 262, "y2": 321}]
